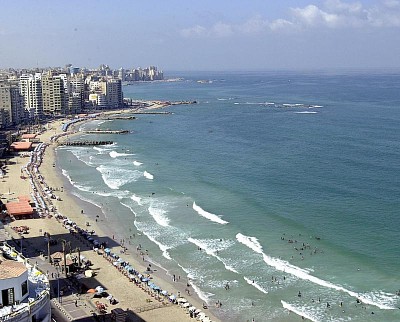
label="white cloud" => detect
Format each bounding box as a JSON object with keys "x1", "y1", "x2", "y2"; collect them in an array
[
  {"x1": 268, "y1": 19, "x2": 295, "y2": 31},
  {"x1": 180, "y1": 1, "x2": 400, "y2": 38},
  {"x1": 238, "y1": 15, "x2": 269, "y2": 33},
  {"x1": 180, "y1": 25, "x2": 207, "y2": 38},
  {"x1": 211, "y1": 22, "x2": 234, "y2": 37},
  {"x1": 291, "y1": 4, "x2": 340, "y2": 27}
]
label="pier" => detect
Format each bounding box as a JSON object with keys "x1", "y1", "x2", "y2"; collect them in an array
[
  {"x1": 132, "y1": 111, "x2": 173, "y2": 115},
  {"x1": 84, "y1": 130, "x2": 129, "y2": 134},
  {"x1": 58, "y1": 140, "x2": 114, "y2": 146},
  {"x1": 99, "y1": 116, "x2": 136, "y2": 120}
]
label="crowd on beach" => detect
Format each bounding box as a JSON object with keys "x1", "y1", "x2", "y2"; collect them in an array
[{"x1": 4, "y1": 120, "x2": 216, "y2": 322}]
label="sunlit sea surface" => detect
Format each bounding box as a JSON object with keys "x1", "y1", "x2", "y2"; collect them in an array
[{"x1": 57, "y1": 71, "x2": 400, "y2": 321}]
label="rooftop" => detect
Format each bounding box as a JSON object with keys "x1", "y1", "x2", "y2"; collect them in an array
[{"x1": 0, "y1": 260, "x2": 27, "y2": 279}]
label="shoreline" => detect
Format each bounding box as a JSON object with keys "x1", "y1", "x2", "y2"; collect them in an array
[
  {"x1": 1, "y1": 109, "x2": 221, "y2": 322},
  {"x1": 52, "y1": 114, "x2": 221, "y2": 321}
]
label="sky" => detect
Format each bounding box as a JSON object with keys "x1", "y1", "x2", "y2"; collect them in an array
[{"x1": 0, "y1": 0, "x2": 400, "y2": 71}]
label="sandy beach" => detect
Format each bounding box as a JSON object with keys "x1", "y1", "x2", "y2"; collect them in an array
[{"x1": 0, "y1": 113, "x2": 220, "y2": 322}]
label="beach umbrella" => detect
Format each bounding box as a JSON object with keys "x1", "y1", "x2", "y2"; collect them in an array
[
  {"x1": 177, "y1": 297, "x2": 188, "y2": 303},
  {"x1": 84, "y1": 270, "x2": 93, "y2": 277},
  {"x1": 104, "y1": 248, "x2": 111, "y2": 253},
  {"x1": 194, "y1": 309, "x2": 202, "y2": 314},
  {"x1": 169, "y1": 294, "x2": 176, "y2": 300},
  {"x1": 188, "y1": 306, "x2": 196, "y2": 312},
  {"x1": 95, "y1": 286, "x2": 104, "y2": 292},
  {"x1": 182, "y1": 303, "x2": 190, "y2": 308},
  {"x1": 198, "y1": 312, "x2": 207, "y2": 319},
  {"x1": 161, "y1": 290, "x2": 168, "y2": 296},
  {"x1": 202, "y1": 317, "x2": 211, "y2": 322}
]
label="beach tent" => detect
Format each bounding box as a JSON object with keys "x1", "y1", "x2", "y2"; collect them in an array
[
  {"x1": 5, "y1": 201, "x2": 34, "y2": 218},
  {"x1": 50, "y1": 252, "x2": 64, "y2": 262},
  {"x1": 21, "y1": 134, "x2": 37, "y2": 140},
  {"x1": 10, "y1": 142, "x2": 33, "y2": 151}
]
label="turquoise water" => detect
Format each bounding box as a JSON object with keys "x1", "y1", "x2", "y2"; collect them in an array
[{"x1": 57, "y1": 72, "x2": 400, "y2": 321}]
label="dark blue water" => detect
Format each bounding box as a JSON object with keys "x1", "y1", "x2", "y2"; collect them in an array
[{"x1": 58, "y1": 71, "x2": 400, "y2": 321}]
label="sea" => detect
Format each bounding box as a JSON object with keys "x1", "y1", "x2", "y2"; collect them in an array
[{"x1": 56, "y1": 71, "x2": 400, "y2": 321}]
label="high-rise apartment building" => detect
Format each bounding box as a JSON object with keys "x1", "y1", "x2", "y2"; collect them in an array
[
  {"x1": 0, "y1": 81, "x2": 11, "y2": 128},
  {"x1": 68, "y1": 76, "x2": 84, "y2": 114},
  {"x1": 0, "y1": 81, "x2": 25, "y2": 128},
  {"x1": 41, "y1": 73, "x2": 66, "y2": 115},
  {"x1": 19, "y1": 73, "x2": 43, "y2": 119},
  {"x1": 104, "y1": 79, "x2": 123, "y2": 108}
]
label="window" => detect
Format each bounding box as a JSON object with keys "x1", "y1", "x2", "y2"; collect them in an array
[{"x1": 21, "y1": 281, "x2": 28, "y2": 296}]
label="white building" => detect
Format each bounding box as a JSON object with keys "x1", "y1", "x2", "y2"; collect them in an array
[
  {"x1": 19, "y1": 74, "x2": 43, "y2": 119},
  {"x1": 0, "y1": 243, "x2": 51, "y2": 322}
]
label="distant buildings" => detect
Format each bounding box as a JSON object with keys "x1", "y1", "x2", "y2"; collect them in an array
[
  {"x1": 0, "y1": 64, "x2": 164, "y2": 129},
  {"x1": 0, "y1": 63, "x2": 164, "y2": 155}
]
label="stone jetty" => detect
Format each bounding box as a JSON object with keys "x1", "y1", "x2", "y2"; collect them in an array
[
  {"x1": 58, "y1": 140, "x2": 114, "y2": 146},
  {"x1": 84, "y1": 130, "x2": 129, "y2": 134}
]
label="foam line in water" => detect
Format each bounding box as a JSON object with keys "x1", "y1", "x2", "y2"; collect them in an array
[
  {"x1": 61, "y1": 169, "x2": 75, "y2": 185},
  {"x1": 148, "y1": 206, "x2": 170, "y2": 227},
  {"x1": 133, "y1": 220, "x2": 171, "y2": 260},
  {"x1": 131, "y1": 194, "x2": 142, "y2": 205},
  {"x1": 281, "y1": 301, "x2": 319, "y2": 322},
  {"x1": 193, "y1": 202, "x2": 229, "y2": 225},
  {"x1": 187, "y1": 238, "x2": 238, "y2": 273},
  {"x1": 133, "y1": 161, "x2": 143, "y2": 166},
  {"x1": 144, "y1": 171, "x2": 154, "y2": 180},
  {"x1": 96, "y1": 165, "x2": 142, "y2": 190},
  {"x1": 295, "y1": 111, "x2": 317, "y2": 114},
  {"x1": 177, "y1": 264, "x2": 215, "y2": 303},
  {"x1": 237, "y1": 233, "x2": 396, "y2": 310},
  {"x1": 244, "y1": 276, "x2": 268, "y2": 294},
  {"x1": 93, "y1": 146, "x2": 113, "y2": 154},
  {"x1": 109, "y1": 151, "x2": 134, "y2": 158}
]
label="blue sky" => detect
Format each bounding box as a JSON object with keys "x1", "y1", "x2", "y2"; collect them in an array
[{"x1": 0, "y1": 0, "x2": 399, "y2": 71}]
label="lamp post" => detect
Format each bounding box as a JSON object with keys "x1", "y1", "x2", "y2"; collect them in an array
[{"x1": 55, "y1": 267, "x2": 60, "y2": 303}]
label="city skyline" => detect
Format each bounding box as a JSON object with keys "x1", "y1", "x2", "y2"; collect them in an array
[{"x1": 1, "y1": 0, "x2": 400, "y2": 71}]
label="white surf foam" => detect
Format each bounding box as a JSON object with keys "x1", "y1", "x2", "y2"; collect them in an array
[
  {"x1": 144, "y1": 171, "x2": 154, "y2": 180},
  {"x1": 131, "y1": 194, "x2": 142, "y2": 205},
  {"x1": 237, "y1": 233, "x2": 397, "y2": 310},
  {"x1": 295, "y1": 111, "x2": 317, "y2": 114},
  {"x1": 148, "y1": 206, "x2": 170, "y2": 227},
  {"x1": 244, "y1": 276, "x2": 268, "y2": 294},
  {"x1": 109, "y1": 151, "x2": 134, "y2": 158},
  {"x1": 192, "y1": 202, "x2": 229, "y2": 225},
  {"x1": 61, "y1": 169, "x2": 74, "y2": 185},
  {"x1": 133, "y1": 161, "x2": 143, "y2": 166},
  {"x1": 133, "y1": 221, "x2": 171, "y2": 260},
  {"x1": 177, "y1": 264, "x2": 215, "y2": 303},
  {"x1": 236, "y1": 233, "x2": 264, "y2": 254},
  {"x1": 96, "y1": 165, "x2": 142, "y2": 190},
  {"x1": 187, "y1": 238, "x2": 238, "y2": 273},
  {"x1": 281, "y1": 301, "x2": 319, "y2": 322},
  {"x1": 93, "y1": 146, "x2": 106, "y2": 154}
]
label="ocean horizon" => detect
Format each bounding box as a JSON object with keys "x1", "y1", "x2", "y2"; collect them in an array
[{"x1": 56, "y1": 71, "x2": 400, "y2": 321}]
